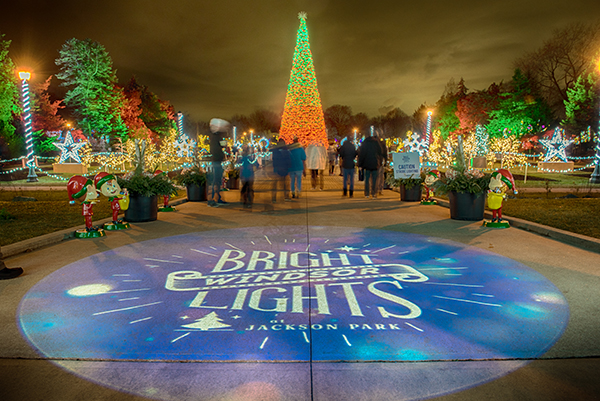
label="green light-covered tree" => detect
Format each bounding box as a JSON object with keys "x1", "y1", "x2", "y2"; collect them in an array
[
  {"x1": 279, "y1": 12, "x2": 328, "y2": 147},
  {"x1": 563, "y1": 72, "x2": 599, "y2": 138},
  {"x1": 486, "y1": 69, "x2": 553, "y2": 138},
  {"x1": 55, "y1": 38, "x2": 127, "y2": 142},
  {"x1": 0, "y1": 33, "x2": 21, "y2": 157}
]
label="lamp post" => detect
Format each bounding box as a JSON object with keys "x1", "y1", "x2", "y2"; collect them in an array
[
  {"x1": 590, "y1": 122, "x2": 600, "y2": 183},
  {"x1": 19, "y1": 71, "x2": 38, "y2": 182},
  {"x1": 425, "y1": 110, "x2": 433, "y2": 148},
  {"x1": 177, "y1": 112, "x2": 184, "y2": 136}
]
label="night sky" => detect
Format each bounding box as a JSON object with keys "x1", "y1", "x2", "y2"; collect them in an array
[{"x1": 2, "y1": 0, "x2": 600, "y2": 122}]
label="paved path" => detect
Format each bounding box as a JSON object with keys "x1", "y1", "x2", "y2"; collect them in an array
[{"x1": 1, "y1": 181, "x2": 599, "y2": 401}]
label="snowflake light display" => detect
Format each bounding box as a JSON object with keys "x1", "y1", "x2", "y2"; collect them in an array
[
  {"x1": 403, "y1": 132, "x2": 427, "y2": 156},
  {"x1": 175, "y1": 133, "x2": 197, "y2": 157},
  {"x1": 54, "y1": 131, "x2": 88, "y2": 163},
  {"x1": 540, "y1": 127, "x2": 573, "y2": 162}
]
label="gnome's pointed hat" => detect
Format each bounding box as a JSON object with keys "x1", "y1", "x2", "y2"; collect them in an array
[{"x1": 492, "y1": 169, "x2": 517, "y2": 193}]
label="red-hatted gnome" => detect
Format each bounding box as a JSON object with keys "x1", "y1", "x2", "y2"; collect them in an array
[
  {"x1": 487, "y1": 169, "x2": 517, "y2": 223},
  {"x1": 94, "y1": 172, "x2": 130, "y2": 227},
  {"x1": 422, "y1": 169, "x2": 440, "y2": 204},
  {"x1": 67, "y1": 175, "x2": 100, "y2": 233}
]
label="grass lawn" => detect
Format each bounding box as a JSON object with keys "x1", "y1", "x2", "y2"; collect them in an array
[
  {"x1": 0, "y1": 189, "x2": 186, "y2": 246},
  {"x1": 502, "y1": 193, "x2": 600, "y2": 239}
]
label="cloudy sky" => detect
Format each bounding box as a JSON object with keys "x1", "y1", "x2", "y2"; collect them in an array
[{"x1": 2, "y1": 0, "x2": 600, "y2": 122}]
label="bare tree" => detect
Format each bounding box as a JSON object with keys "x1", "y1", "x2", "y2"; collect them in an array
[
  {"x1": 324, "y1": 104, "x2": 354, "y2": 139},
  {"x1": 515, "y1": 22, "x2": 600, "y2": 119}
]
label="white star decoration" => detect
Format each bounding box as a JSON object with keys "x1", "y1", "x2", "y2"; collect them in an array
[
  {"x1": 540, "y1": 127, "x2": 573, "y2": 163},
  {"x1": 336, "y1": 245, "x2": 357, "y2": 252},
  {"x1": 53, "y1": 131, "x2": 88, "y2": 163}
]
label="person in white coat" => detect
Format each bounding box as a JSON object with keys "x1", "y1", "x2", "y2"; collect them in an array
[{"x1": 305, "y1": 143, "x2": 327, "y2": 190}]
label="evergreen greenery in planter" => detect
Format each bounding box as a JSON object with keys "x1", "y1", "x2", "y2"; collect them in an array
[
  {"x1": 116, "y1": 139, "x2": 178, "y2": 198},
  {"x1": 386, "y1": 174, "x2": 424, "y2": 190},
  {"x1": 434, "y1": 137, "x2": 491, "y2": 195},
  {"x1": 175, "y1": 166, "x2": 207, "y2": 187}
]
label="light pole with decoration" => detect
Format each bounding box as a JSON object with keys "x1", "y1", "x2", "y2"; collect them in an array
[{"x1": 19, "y1": 71, "x2": 38, "y2": 182}]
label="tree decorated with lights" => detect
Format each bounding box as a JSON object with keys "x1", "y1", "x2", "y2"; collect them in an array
[
  {"x1": 279, "y1": 12, "x2": 328, "y2": 147},
  {"x1": 0, "y1": 34, "x2": 21, "y2": 156},
  {"x1": 55, "y1": 38, "x2": 127, "y2": 142}
]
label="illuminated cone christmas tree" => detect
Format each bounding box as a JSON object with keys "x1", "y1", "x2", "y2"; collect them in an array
[{"x1": 280, "y1": 12, "x2": 328, "y2": 147}]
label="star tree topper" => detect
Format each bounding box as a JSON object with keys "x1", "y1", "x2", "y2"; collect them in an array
[
  {"x1": 54, "y1": 131, "x2": 88, "y2": 164},
  {"x1": 540, "y1": 127, "x2": 573, "y2": 162}
]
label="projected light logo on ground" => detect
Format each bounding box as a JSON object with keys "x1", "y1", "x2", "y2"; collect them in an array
[{"x1": 19, "y1": 226, "x2": 568, "y2": 364}]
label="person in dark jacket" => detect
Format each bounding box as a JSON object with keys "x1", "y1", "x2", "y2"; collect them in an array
[
  {"x1": 377, "y1": 136, "x2": 388, "y2": 195},
  {"x1": 240, "y1": 144, "x2": 255, "y2": 208},
  {"x1": 271, "y1": 138, "x2": 291, "y2": 202},
  {"x1": 288, "y1": 137, "x2": 306, "y2": 198},
  {"x1": 208, "y1": 118, "x2": 229, "y2": 207},
  {"x1": 338, "y1": 137, "x2": 357, "y2": 197},
  {"x1": 358, "y1": 135, "x2": 383, "y2": 199}
]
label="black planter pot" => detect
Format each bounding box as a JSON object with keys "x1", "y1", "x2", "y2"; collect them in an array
[
  {"x1": 186, "y1": 183, "x2": 207, "y2": 201},
  {"x1": 448, "y1": 191, "x2": 486, "y2": 221},
  {"x1": 227, "y1": 177, "x2": 239, "y2": 190},
  {"x1": 400, "y1": 184, "x2": 422, "y2": 202},
  {"x1": 124, "y1": 193, "x2": 158, "y2": 222}
]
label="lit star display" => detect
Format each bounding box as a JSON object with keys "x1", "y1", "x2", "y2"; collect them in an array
[
  {"x1": 279, "y1": 12, "x2": 328, "y2": 147},
  {"x1": 54, "y1": 131, "x2": 88, "y2": 163},
  {"x1": 540, "y1": 127, "x2": 573, "y2": 162}
]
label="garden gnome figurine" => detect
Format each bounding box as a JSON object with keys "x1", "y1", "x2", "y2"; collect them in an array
[
  {"x1": 94, "y1": 172, "x2": 130, "y2": 230},
  {"x1": 421, "y1": 170, "x2": 439, "y2": 205},
  {"x1": 154, "y1": 170, "x2": 176, "y2": 211},
  {"x1": 485, "y1": 169, "x2": 517, "y2": 228},
  {"x1": 67, "y1": 175, "x2": 105, "y2": 238}
]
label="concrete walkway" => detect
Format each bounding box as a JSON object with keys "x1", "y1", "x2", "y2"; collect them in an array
[{"x1": 1, "y1": 182, "x2": 599, "y2": 401}]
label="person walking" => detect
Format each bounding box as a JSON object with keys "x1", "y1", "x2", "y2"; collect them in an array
[
  {"x1": 338, "y1": 137, "x2": 357, "y2": 197},
  {"x1": 327, "y1": 144, "x2": 337, "y2": 175},
  {"x1": 208, "y1": 118, "x2": 229, "y2": 207},
  {"x1": 358, "y1": 135, "x2": 383, "y2": 199},
  {"x1": 271, "y1": 138, "x2": 291, "y2": 202},
  {"x1": 306, "y1": 143, "x2": 327, "y2": 190},
  {"x1": 240, "y1": 144, "x2": 255, "y2": 208},
  {"x1": 377, "y1": 136, "x2": 388, "y2": 195},
  {"x1": 288, "y1": 137, "x2": 306, "y2": 198}
]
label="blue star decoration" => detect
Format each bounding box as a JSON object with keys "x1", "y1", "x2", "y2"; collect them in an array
[
  {"x1": 540, "y1": 127, "x2": 573, "y2": 163},
  {"x1": 54, "y1": 131, "x2": 88, "y2": 164}
]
